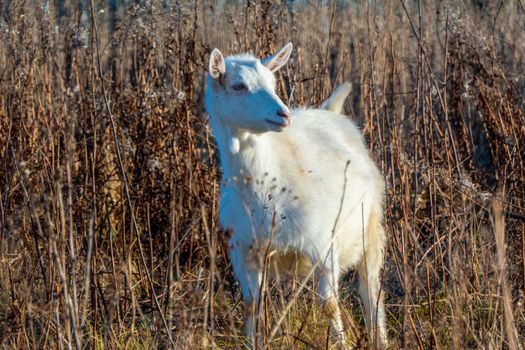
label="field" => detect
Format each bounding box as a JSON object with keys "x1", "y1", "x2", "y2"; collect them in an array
[{"x1": 0, "y1": 0, "x2": 524, "y2": 348}]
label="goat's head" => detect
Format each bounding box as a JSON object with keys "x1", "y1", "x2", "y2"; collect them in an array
[{"x1": 205, "y1": 43, "x2": 293, "y2": 134}]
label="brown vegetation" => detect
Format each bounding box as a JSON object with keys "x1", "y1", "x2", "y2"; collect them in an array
[{"x1": 0, "y1": 0, "x2": 524, "y2": 348}]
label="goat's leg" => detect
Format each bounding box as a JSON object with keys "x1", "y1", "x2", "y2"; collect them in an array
[
  {"x1": 229, "y1": 241, "x2": 263, "y2": 348},
  {"x1": 315, "y1": 252, "x2": 347, "y2": 347},
  {"x1": 358, "y1": 252, "x2": 387, "y2": 348}
]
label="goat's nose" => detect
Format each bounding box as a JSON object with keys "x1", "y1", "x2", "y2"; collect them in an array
[{"x1": 277, "y1": 109, "x2": 291, "y2": 120}]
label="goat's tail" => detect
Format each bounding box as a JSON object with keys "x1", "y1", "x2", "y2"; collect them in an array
[{"x1": 321, "y1": 82, "x2": 352, "y2": 114}]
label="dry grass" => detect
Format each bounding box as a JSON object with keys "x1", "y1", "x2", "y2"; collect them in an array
[{"x1": 0, "y1": 0, "x2": 524, "y2": 349}]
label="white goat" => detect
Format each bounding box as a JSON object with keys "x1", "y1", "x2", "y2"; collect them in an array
[{"x1": 205, "y1": 43, "x2": 387, "y2": 348}]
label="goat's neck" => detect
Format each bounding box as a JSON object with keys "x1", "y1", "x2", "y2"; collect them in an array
[{"x1": 211, "y1": 120, "x2": 271, "y2": 182}]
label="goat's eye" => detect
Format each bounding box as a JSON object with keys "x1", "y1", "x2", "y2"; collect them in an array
[{"x1": 232, "y1": 83, "x2": 247, "y2": 91}]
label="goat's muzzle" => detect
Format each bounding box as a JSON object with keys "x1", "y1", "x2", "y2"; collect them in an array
[{"x1": 276, "y1": 109, "x2": 292, "y2": 127}]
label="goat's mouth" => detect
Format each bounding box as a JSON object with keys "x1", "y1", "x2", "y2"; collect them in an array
[{"x1": 265, "y1": 118, "x2": 291, "y2": 128}]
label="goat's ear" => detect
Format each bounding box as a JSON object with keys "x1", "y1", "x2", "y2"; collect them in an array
[
  {"x1": 209, "y1": 48, "x2": 226, "y2": 80},
  {"x1": 262, "y1": 42, "x2": 293, "y2": 72}
]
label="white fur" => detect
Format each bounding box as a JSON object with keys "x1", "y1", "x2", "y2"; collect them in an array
[
  {"x1": 321, "y1": 81, "x2": 352, "y2": 114},
  {"x1": 205, "y1": 43, "x2": 387, "y2": 348}
]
